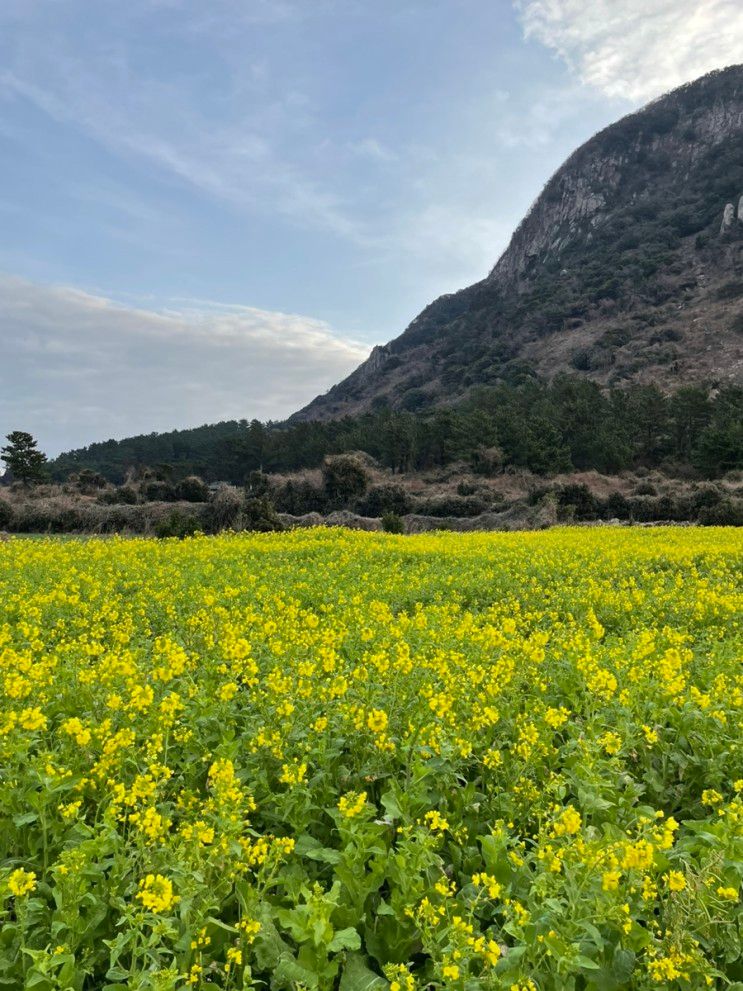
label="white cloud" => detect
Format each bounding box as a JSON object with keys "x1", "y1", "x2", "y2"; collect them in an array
[
  {"x1": 517, "y1": 0, "x2": 743, "y2": 103},
  {"x1": 0, "y1": 274, "x2": 369, "y2": 456}
]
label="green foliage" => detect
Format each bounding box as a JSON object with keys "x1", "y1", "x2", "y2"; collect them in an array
[
  {"x1": 0, "y1": 528, "x2": 741, "y2": 988},
  {"x1": 155, "y1": 510, "x2": 202, "y2": 539},
  {"x1": 206, "y1": 485, "x2": 244, "y2": 533},
  {"x1": 322, "y1": 456, "x2": 370, "y2": 506},
  {"x1": 0, "y1": 499, "x2": 12, "y2": 530},
  {"x1": 556, "y1": 483, "x2": 600, "y2": 521},
  {"x1": 243, "y1": 497, "x2": 284, "y2": 533},
  {"x1": 381, "y1": 512, "x2": 404, "y2": 533},
  {"x1": 1, "y1": 431, "x2": 48, "y2": 485},
  {"x1": 357, "y1": 486, "x2": 411, "y2": 518},
  {"x1": 698, "y1": 499, "x2": 743, "y2": 526},
  {"x1": 175, "y1": 476, "x2": 210, "y2": 503},
  {"x1": 49, "y1": 381, "x2": 743, "y2": 484}
]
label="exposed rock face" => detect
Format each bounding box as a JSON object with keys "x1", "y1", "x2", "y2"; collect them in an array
[
  {"x1": 489, "y1": 79, "x2": 743, "y2": 289},
  {"x1": 294, "y1": 65, "x2": 743, "y2": 423}
]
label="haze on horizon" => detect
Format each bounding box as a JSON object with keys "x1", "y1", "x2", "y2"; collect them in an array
[{"x1": 2, "y1": 0, "x2": 742, "y2": 457}]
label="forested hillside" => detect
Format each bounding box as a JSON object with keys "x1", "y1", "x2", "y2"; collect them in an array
[{"x1": 50, "y1": 380, "x2": 742, "y2": 484}]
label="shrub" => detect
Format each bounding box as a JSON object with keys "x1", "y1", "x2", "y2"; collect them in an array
[
  {"x1": 626, "y1": 495, "x2": 685, "y2": 522},
  {"x1": 243, "y1": 497, "x2": 284, "y2": 532},
  {"x1": 470, "y1": 445, "x2": 504, "y2": 476},
  {"x1": 116, "y1": 485, "x2": 139, "y2": 505},
  {"x1": 356, "y1": 484, "x2": 411, "y2": 517},
  {"x1": 414, "y1": 495, "x2": 487, "y2": 518},
  {"x1": 273, "y1": 480, "x2": 327, "y2": 515},
  {"x1": 527, "y1": 485, "x2": 553, "y2": 507},
  {"x1": 456, "y1": 480, "x2": 477, "y2": 496},
  {"x1": 98, "y1": 485, "x2": 138, "y2": 505},
  {"x1": 0, "y1": 498, "x2": 12, "y2": 530},
  {"x1": 556, "y1": 484, "x2": 599, "y2": 520},
  {"x1": 698, "y1": 499, "x2": 743, "y2": 526},
  {"x1": 601, "y1": 492, "x2": 631, "y2": 519},
  {"x1": 143, "y1": 480, "x2": 177, "y2": 503},
  {"x1": 155, "y1": 510, "x2": 201, "y2": 539},
  {"x1": 381, "y1": 511, "x2": 404, "y2": 534},
  {"x1": 246, "y1": 470, "x2": 272, "y2": 497},
  {"x1": 76, "y1": 468, "x2": 108, "y2": 492},
  {"x1": 206, "y1": 485, "x2": 244, "y2": 532},
  {"x1": 175, "y1": 476, "x2": 210, "y2": 503},
  {"x1": 322, "y1": 455, "x2": 369, "y2": 505},
  {"x1": 634, "y1": 481, "x2": 657, "y2": 496}
]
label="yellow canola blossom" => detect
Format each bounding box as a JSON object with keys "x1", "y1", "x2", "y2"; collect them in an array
[{"x1": 0, "y1": 526, "x2": 740, "y2": 990}]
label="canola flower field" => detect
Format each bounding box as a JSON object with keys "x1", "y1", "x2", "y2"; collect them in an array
[{"x1": 0, "y1": 527, "x2": 741, "y2": 991}]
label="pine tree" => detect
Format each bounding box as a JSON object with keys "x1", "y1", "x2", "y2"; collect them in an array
[{"x1": 1, "y1": 431, "x2": 48, "y2": 485}]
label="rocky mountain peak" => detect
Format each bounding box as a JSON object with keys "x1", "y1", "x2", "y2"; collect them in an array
[{"x1": 294, "y1": 65, "x2": 743, "y2": 423}]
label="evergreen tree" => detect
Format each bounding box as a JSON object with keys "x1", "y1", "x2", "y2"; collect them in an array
[{"x1": 1, "y1": 431, "x2": 49, "y2": 485}]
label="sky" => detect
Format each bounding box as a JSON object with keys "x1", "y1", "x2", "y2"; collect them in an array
[{"x1": 1, "y1": 0, "x2": 742, "y2": 456}]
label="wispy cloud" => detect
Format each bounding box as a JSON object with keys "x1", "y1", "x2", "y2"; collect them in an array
[
  {"x1": 517, "y1": 0, "x2": 743, "y2": 103},
  {"x1": 0, "y1": 274, "x2": 369, "y2": 455},
  {"x1": 0, "y1": 63, "x2": 368, "y2": 244}
]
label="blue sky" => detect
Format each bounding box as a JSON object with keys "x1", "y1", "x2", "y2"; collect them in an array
[{"x1": 1, "y1": 0, "x2": 741, "y2": 455}]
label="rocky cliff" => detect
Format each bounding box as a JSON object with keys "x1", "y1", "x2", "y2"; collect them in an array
[{"x1": 294, "y1": 65, "x2": 743, "y2": 422}]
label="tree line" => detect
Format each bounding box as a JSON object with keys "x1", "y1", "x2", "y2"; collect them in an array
[{"x1": 48, "y1": 378, "x2": 742, "y2": 483}]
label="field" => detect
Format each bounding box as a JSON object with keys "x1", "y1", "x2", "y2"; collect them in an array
[{"x1": 0, "y1": 528, "x2": 741, "y2": 991}]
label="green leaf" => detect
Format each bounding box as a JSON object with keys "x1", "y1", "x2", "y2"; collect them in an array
[
  {"x1": 295, "y1": 833, "x2": 342, "y2": 864},
  {"x1": 252, "y1": 920, "x2": 289, "y2": 972},
  {"x1": 575, "y1": 954, "x2": 601, "y2": 970},
  {"x1": 12, "y1": 812, "x2": 38, "y2": 827},
  {"x1": 611, "y1": 948, "x2": 635, "y2": 983},
  {"x1": 24, "y1": 972, "x2": 51, "y2": 990},
  {"x1": 380, "y1": 788, "x2": 403, "y2": 821},
  {"x1": 105, "y1": 968, "x2": 130, "y2": 981},
  {"x1": 273, "y1": 952, "x2": 321, "y2": 990},
  {"x1": 329, "y1": 927, "x2": 362, "y2": 953},
  {"x1": 339, "y1": 953, "x2": 389, "y2": 991}
]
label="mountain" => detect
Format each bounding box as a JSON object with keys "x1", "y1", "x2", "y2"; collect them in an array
[{"x1": 294, "y1": 66, "x2": 743, "y2": 422}]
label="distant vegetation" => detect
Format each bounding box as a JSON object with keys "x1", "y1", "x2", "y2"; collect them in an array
[{"x1": 50, "y1": 379, "x2": 743, "y2": 483}]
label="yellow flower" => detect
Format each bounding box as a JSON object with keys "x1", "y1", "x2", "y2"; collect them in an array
[
  {"x1": 7, "y1": 868, "x2": 36, "y2": 897},
  {"x1": 338, "y1": 790, "x2": 367, "y2": 818},
  {"x1": 218, "y1": 681, "x2": 238, "y2": 701},
  {"x1": 602, "y1": 870, "x2": 621, "y2": 891},
  {"x1": 667, "y1": 870, "x2": 686, "y2": 892},
  {"x1": 622, "y1": 839, "x2": 654, "y2": 870},
  {"x1": 238, "y1": 918, "x2": 261, "y2": 943},
  {"x1": 18, "y1": 707, "x2": 47, "y2": 732},
  {"x1": 472, "y1": 872, "x2": 502, "y2": 899},
  {"x1": 279, "y1": 761, "x2": 307, "y2": 786},
  {"x1": 554, "y1": 806, "x2": 582, "y2": 836},
  {"x1": 716, "y1": 885, "x2": 738, "y2": 902},
  {"x1": 136, "y1": 873, "x2": 179, "y2": 913},
  {"x1": 702, "y1": 789, "x2": 723, "y2": 806},
  {"x1": 423, "y1": 810, "x2": 449, "y2": 832},
  {"x1": 642, "y1": 724, "x2": 659, "y2": 744},
  {"x1": 366, "y1": 708, "x2": 388, "y2": 734},
  {"x1": 600, "y1": 731, "x2": 622, "y2": 755},
  {"x1": 545, "y1": 706, "x2": 569, "y2": 729},
  {"x1": 483, "y1": 939, "x2": 501, "y2": 965},
  {"x1": 60, "y1": 800, "x2": 82, "y2": 820}
]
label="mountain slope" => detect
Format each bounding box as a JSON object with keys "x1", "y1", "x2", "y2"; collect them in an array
[{"x1": 294, "y1": 66, "x2": 743, "y2": 422}]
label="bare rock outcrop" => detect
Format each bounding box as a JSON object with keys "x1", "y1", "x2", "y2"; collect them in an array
[{"x1": 721, "y1": 202, "x2": 735, "y2": 233}]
